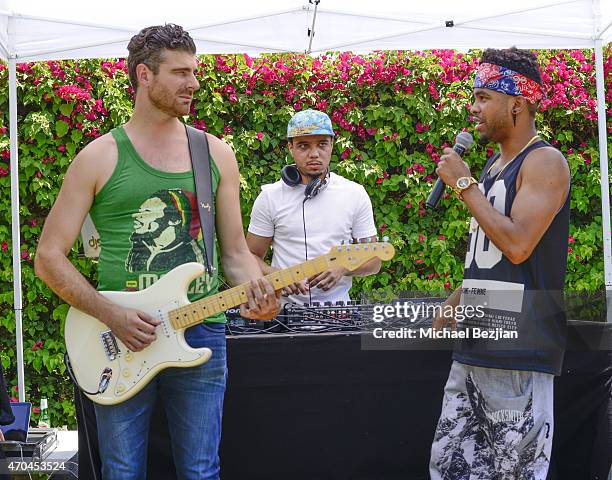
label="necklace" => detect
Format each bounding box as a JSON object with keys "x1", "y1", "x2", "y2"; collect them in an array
[{"x1": 487, "y1": 134, "x2": 540, "y2": 180}]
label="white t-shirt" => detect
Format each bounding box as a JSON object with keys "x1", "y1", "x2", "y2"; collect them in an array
[{"x1": 248, "y1": 172, "x2": 377, "y2": 305}]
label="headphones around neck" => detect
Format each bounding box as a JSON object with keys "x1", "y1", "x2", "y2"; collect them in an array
[{"x1": 281, "y1": 164, "x2": 329, "y2": 200}]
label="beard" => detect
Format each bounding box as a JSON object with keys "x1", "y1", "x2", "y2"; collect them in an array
[
  {"x1": 476, "y1": 114, "x2": 511, "y2": 146},
  {"x1": 130, "y1": 228, "x2": 158, "y2": 245},
  {"x1": 148, "y1": 82, "x2": 191, "y2": 117},
  {"x1": 477, "y1": 134, "x2": 491, "y2": 146},
  {"x1": 303, "y1": 168, "x2": 325, "y2": 178}
]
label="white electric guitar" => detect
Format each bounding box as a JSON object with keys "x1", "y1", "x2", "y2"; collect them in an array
[{"x1": 64, "y1": 241, "x2": 395, "y2": 405}]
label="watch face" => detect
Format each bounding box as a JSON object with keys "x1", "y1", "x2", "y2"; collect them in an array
[{"x1": 457, "y1": 177, "x2": 470, "y2": 188}]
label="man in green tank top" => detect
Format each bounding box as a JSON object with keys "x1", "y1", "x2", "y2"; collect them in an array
[{"x1": 35, "y1": 24, "x2": 279, "y2": 480}]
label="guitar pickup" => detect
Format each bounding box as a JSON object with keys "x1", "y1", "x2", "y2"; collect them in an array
[{"x1": 100, "y1": 330, "x2": 121, "y2": 361}]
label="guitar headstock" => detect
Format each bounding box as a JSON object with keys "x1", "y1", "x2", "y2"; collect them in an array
[{"x1": 326, "y1": 240, "x2": 395, "y2": 271}]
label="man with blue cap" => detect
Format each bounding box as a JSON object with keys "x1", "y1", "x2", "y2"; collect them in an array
[{"x1": 246, "y1": 109, "x2": 381, "y2": 306}]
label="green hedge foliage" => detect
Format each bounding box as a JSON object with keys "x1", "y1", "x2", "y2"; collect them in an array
[{"x1": 0, "y1": 48, "x2": 610, "y2": 426}]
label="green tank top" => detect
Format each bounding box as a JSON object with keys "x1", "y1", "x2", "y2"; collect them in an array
[{"x1": 89, "y1": 126, "x2": 225, "y2": 323}]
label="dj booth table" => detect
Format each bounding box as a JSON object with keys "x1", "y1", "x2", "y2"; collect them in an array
[{"x1": 77, "y1": 321, "x2": 611, "y2": 480}]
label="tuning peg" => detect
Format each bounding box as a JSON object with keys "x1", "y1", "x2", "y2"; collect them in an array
[
  {"x1": 382, "y1": 236, "x2": 389, "y2": 242},
  {"x1": 341, "y1": 239, "x2": 345, "y2": 245}
]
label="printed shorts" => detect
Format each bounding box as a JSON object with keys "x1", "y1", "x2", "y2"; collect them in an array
[{"x1": 430, "y1": 361, "x2": 554, "y2": 480}]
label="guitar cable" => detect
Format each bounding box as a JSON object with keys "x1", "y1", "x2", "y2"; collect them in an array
[
  {"x1": 302, "y1": 198, "x2": 314, "y2": 307},
  {"x1": 73, "y1": 386, "x2": 100, "y2": 480}
]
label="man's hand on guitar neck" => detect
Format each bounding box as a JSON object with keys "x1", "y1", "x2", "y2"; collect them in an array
[
  {"x1": 104, "y1": 305, "x2": 161, "y2": 352},
  {"x1": 307, "y1": 267, "x2": 349, "y2": 291},
  {"x1": 240, "y1": 277, "x2": 281, "y2": 321}
]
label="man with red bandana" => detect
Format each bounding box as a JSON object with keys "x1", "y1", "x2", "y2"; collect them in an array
[{"x1": 429, "y1": 48, "x2": 570, "y2": 479}]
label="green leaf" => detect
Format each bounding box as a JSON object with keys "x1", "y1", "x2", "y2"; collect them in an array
[
  {"x1": 71, "y1": 129, "x2": 83, "y2": 143},
  {"x1": 59, "y1": 103, "x2": 74, "y2": 116},
  {"x1": 55, "y1": 120, "x2": 69, "y2": 138}
]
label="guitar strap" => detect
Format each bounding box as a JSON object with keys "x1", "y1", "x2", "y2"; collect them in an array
[{"x1": 185, "y1": 125, "x2": 215, "y2": 277}]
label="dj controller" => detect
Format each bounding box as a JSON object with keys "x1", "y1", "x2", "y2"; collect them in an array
[
  {"x1": 224, "y1": 298, "x2": 444, "y2": 335},
  {"x1": 224, "y1": 301, "x2": 372, "y2": 335}
]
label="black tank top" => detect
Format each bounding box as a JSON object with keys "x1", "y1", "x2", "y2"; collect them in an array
[{"x1": 453, "y1": 140, "x2": 570, "y2": 375}]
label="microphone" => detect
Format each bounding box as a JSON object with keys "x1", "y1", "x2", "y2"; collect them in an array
[{"x1": 426, "y1": 132, "x2": 474, "y2": 209}]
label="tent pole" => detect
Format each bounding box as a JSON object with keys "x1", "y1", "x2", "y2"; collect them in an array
[
  {"x1": 22, "y1": 34, "x2": 288, "y2": 62},
  {"x1": 307, "y1": 0, "x2": 320, "y2": 54},
  {"x1": 9, "y1": 57, "x2": 25, "y2": 401},
  {"x1": 458, "y1": 24, "x2": 589, "y2": 41},
  {"x1": 594, "y1": 39, "x2": 612, "y2": 322}
]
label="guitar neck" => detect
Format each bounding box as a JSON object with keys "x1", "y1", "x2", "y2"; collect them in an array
[{"x1": 169, "y1": 254, "x2": 333, "y2": 329}]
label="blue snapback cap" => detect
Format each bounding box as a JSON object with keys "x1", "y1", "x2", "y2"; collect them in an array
[{"x1": 287, "y1": 109, "x2": 335, "y2": 138}]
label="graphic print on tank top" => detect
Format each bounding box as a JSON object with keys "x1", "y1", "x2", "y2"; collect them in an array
[
  {"x1": 460, "y1": 178, "x2": 524, "y2": 338},
  {"x1": 125, "y1": 188, "x2": 206, "y2": 278}
]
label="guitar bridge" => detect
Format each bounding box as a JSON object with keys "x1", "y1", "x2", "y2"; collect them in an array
[{"x1": 100, "y1": 330, "x2": 121, "y2": 360}]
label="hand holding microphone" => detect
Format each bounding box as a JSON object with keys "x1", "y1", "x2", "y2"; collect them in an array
[{"x1": 426, "y1": 132, "x2": 474, "y2": 208}]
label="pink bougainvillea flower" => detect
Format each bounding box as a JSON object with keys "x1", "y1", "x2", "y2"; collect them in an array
[
  {"x1": 340, "y1": 148, "x2": 351, "y2": 160},
  {"x1": 55, "y1": 84, "x2": 91, "y2": 101}
]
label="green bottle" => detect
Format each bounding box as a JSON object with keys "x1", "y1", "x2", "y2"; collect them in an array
[{"x1": 38, "y1": 398, "x2": 50, "y2": 428}]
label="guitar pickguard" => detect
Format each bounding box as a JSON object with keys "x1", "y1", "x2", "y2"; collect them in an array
[{"x1": 112, "y1": 300, "x2": 205, "y2": 398}]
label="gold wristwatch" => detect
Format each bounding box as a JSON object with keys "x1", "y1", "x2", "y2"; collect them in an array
[{"x1": 453, "y1": 176, "x2": 478, "y2": 199}]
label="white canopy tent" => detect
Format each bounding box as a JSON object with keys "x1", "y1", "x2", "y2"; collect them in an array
[{"x1": 1, "y1": 0, "x2": 610, "y2": 401}]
